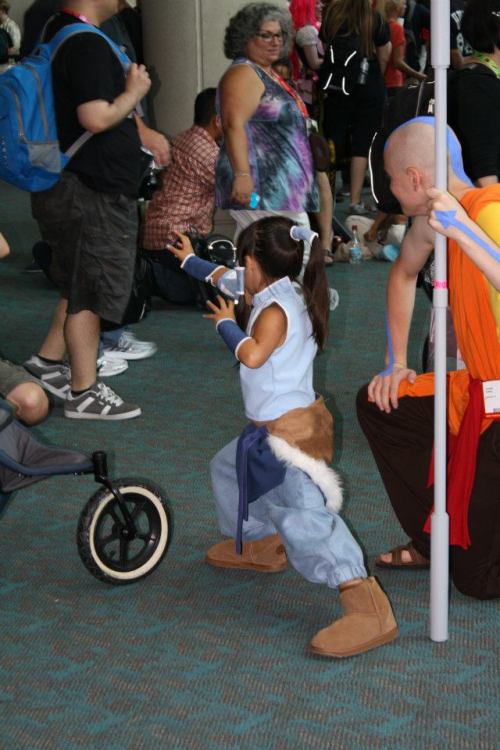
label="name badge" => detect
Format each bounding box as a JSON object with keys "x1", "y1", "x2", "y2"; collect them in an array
[{"x1": 482, "y1": 380, "x2": 500, "y2": 419}]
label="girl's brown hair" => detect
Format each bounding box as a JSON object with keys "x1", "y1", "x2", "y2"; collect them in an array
[
  {"x1": 236, "y1": 217, "x2": 329, "y2": 351},
  {"x1": 321, "y1": 0, "x2": 374, "y2": 58}
]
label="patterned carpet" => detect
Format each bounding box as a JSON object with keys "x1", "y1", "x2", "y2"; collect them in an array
[{"x1": 0, "y1": 184, "x2": 498, "y2": 750}]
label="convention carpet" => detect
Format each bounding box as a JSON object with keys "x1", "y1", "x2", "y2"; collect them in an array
[{"x1": 0, "y1": 184, "x2": 498, "y2": 750}]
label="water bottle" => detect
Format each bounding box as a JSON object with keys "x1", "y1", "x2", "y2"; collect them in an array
[
  {"x1": 357, "y1": 58, "x2": 370, "y2": 86},
  {"x1": 348, "y1": 224, "x2": 363, "y2": 265}
]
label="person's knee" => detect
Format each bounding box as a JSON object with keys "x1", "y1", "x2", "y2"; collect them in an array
[
  {"x1": 452, "y1": 566, "x2": 500, "y2": 601},
  {"x1": 7, "y1": 382, "x2": 49, "y2": 425}
]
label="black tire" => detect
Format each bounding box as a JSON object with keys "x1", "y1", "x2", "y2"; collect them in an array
[{"x1": 77, "y1": 478, "x2": 172, "y2": 585}]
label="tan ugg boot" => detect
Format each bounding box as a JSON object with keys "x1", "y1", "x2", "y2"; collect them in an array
[
  {"x1": 205, "y1": 534, "x2": 287, "y2": 573},
  {"x1": 309, "y1": 577, "x2": 398, "y2": 658}
]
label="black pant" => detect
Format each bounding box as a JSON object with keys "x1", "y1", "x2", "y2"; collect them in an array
[{"x1": 356, "y1": 385, "x2": 500, "y2": 600}]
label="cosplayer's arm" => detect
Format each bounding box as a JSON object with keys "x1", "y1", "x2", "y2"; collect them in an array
[
  {"x1": 368, "y1": 216, "x2": 434, "y2": 412},
  {"x1": 205, "y1": 298, "x2": 287, "y2": 368},
  {"x1": 167, "y1": 231, "x2": 231, "y2": 289},
  {"x1": 427, "y1": 188, "x2": 500, "y2": 291}
]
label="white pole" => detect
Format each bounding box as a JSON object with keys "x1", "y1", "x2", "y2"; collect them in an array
[{"x1": 430, "y1": 0, "x2": 450, "y2": 642}]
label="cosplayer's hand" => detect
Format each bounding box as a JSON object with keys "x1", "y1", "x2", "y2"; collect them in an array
[
  {"x1": 166, "y1": 232, "x2": 194, "y2": 262},
  {"x1": 368, "y1": 364, "x2": 416, "y2": 413},
  {"x1": 204, "y1": 295, "x2": 236, "y2": 325},
  {"x1": 427, "y1": 188, "x2": 469, "y2": 241},
  {"x1": 231, "y1": 174, "x2": 254, "y2": 207}
]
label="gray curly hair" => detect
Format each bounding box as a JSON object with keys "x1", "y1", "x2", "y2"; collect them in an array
[{"x1": 224, "y1": 2, "x2": 292, "y2": 60}]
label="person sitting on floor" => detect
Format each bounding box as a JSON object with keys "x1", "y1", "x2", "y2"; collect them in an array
[
  {"x1": 141, "y1": 88, "x2": 222, "y2": 304},
  {"x1": 356, "y1": 117, "x2": 500, "y2": 600},
  {"x1": 1, "y1": 235, "x2": 48, "y2": 423}
]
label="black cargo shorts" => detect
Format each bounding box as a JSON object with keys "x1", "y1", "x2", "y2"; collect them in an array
[{"x1": 31, "y1": 171, "x2": 138, "y2": 324}]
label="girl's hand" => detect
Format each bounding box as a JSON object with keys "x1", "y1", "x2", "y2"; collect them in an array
[
  {"x1": 166, "y1": 231, "x2": 194, "y2": 262},
  {"x1": 427, "y1": 187, "x2": 469, "y2": 240},
  {"x1": 231, "y1": 174, "x2": 254, "y2": 206},
  {"x1": 203, "y1": 295, "x2": 236, "y2": 325}
]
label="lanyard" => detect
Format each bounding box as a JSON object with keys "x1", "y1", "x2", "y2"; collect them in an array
[
  {"x1": 60, "y1": 8, "x2": 95, "y2": 26},
  {"x1": 268, "y1": 70, "x2": 309, "y2": 119},
  {"x1": 472, "y1": 51, "x2": 500, "y2": 78}
]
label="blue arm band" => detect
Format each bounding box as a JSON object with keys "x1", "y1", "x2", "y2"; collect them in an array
[
  {"x1": 216, "y1": 319, "x2": 251, "y2": 359},
  {"x1": 181, "y1": 253, "x2": 222, "y2": 282}
]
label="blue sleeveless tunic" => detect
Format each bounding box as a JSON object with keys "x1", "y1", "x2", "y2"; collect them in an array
[{"x1": 240, "y1": 277, "x2": 317, "y2": 421}]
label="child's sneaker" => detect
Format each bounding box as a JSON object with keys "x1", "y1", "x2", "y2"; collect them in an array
[
  {"x1": 64, "y1": 381, "x2": 141, "y2": 420},
  {"x1": 24, "y1": 355, "x2": 71, "y2": 399}
]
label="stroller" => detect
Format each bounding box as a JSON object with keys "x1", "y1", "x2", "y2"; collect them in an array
[{"x1": 0, "y1": 399, "x2": 172, "y2": 584}]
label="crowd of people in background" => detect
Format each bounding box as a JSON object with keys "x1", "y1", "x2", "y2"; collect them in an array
[{"x1": 1, "y1": 0, "x2": 499, "y2": 657}]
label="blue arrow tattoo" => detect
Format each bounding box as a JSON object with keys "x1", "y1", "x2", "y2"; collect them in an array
[{"x1": 435, "y1": 210, "x2": 500, "y2": 262}]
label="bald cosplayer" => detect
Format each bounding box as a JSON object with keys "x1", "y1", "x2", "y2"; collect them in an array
[{"x1": 355, "y1": 117, "x2": 500, "y2": 599}]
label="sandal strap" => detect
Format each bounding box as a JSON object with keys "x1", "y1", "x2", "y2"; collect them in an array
[{"x1": 389, "y1": 543, "x2": 428, "y2": 565}]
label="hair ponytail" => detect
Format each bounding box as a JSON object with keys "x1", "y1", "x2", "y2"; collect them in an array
[{"x1": 302, "y1": 235, "x2": 329, "y2": 351}]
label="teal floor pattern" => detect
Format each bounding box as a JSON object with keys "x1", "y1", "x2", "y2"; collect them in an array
[{"x1": 0, "y1": 184, "x2": 499, "y2": 750}]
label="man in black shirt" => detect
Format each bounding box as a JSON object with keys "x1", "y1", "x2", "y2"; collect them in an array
[{"x1": 25, "y1": 0, "x2": 169, "y2": 420}]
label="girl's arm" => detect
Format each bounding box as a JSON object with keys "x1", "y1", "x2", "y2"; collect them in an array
[
  {"x1": 167, "y1": 231, "x2": 227, "y2": 287},
  {"x1": 205, "y1": 298, "x2": 287, "y2": 368},
  {"x1": 302, "y1": 43, "x2": 323, "y2": 71},
  {"x1": 392, "y1": 42, "x2": 426, "y2": 81},
  {"x1": 427, "y1": 188, "x2": 500, "y2": 291}
]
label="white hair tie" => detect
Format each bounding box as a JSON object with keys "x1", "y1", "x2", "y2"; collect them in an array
[{"x1": 290, "y1": 225, "x2": 318, "y2": 244}]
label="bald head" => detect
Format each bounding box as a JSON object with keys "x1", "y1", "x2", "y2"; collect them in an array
[
  {"x1": 383, "y1": 117, "x2": 472, "y2": 216},
  {"x1": 385, "y1": 120, "x2": 436, "y2": 181}
]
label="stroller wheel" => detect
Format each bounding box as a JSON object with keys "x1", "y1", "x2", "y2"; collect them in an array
[{"x1": 77, "y1": 478, "x2": 172, "y2": 585}]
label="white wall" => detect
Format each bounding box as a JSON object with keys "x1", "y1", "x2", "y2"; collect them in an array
[
  {"x1": 142, "y1": 0, "x2": 239, "y2": 137},
  {"x1": 9, "y1": 0, "x2": 32, "y2": 27}
]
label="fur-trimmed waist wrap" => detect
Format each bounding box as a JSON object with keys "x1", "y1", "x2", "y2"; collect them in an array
[{"x1": 235, "y1": 396, "x2": 343, "y2": 553}]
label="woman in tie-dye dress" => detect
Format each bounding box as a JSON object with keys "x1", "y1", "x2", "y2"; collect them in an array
[{"x1": 216, "y1": 3, "x2": 319, "y2": 239}]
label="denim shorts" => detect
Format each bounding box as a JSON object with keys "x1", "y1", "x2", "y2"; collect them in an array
[{"x1": 31, "y1": 171, "x2": 138, "y2": 324}]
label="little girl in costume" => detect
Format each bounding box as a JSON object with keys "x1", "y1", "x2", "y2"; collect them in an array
[{"x1": 169, "y1": 216, "x2": 398, "y2": 658}]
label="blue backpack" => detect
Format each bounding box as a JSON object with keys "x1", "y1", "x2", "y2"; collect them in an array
[{"x1": 0, "y1": 23, "x2": 131, "y2": 193}]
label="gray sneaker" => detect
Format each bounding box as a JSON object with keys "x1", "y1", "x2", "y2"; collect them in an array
[
  {"x1": 64, "y1": 381, "x2": 141, "y2": 420},
  {"x1": 24, "y1": 355, "x2": 71, "y2": 399}
]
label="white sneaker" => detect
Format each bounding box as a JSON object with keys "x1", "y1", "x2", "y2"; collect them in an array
[
  {"x1": 103, "y1": 331, "x2": 157, "y2": 361},
  {"x1": 97, "y1": 356, "x2": 129, "y2": 377}
]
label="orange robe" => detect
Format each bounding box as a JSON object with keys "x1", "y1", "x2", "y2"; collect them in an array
[{"x1": 398, "y1": 185, "x2": 500, "y2": 546}]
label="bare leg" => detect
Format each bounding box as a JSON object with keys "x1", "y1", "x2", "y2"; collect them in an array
[
  {"x1": 64, "y1": 309, "x2": 100, "y2": 391},
  {"x1": 7, "y1": 382, "x2": 49, "y2": 424},
  {"x1": 314, "y1": 171, "x2": 333, "y2": 252},
  {"x1": 38, "y1": 297, "x2": 68, "y2": 361},
  {"x1": 350, "y1": 156, "x2": 368, "y2": 206}
]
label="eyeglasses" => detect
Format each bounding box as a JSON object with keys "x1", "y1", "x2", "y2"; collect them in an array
[{"x1": 254, "y1": 31, "x2": 287, "y2": 43}]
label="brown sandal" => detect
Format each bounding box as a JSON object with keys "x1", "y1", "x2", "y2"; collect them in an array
[{"x1": 375, "y1": 542, "x2": 430, "y2": 570}]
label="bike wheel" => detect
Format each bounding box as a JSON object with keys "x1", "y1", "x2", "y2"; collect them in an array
[{"x1": 77, "y1": 478, "x2": 172, "y2": 585}]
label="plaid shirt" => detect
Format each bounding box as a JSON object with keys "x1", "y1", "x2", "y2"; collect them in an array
[{"x1": 142, "y1": 125, "x2": 219, "y2": 250}]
